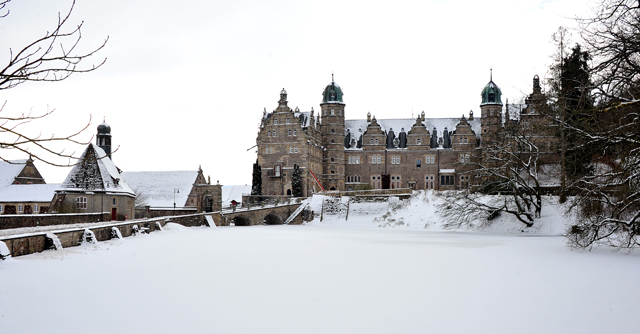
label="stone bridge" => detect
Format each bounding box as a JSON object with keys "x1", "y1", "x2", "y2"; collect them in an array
[
  {"x1": 219, "y1": 203, "x2": 303, "y2": 226},
  {"x1": 1, "y1": 202, "x2": 305, "y2": 258}
]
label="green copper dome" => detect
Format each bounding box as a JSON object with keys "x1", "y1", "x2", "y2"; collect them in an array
[
  {"x1": 322, "y1": 79, "x2": 344, "y2": 104},
  {"x1": 480, "y1": 79, "x2": 503, "y2": 106}
]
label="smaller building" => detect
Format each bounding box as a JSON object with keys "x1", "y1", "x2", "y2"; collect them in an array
[
  {"x1": 51, "y1": 122, "x2": 135, "y2": 220},
  {"x1": 0, "y1": 157, "x2": 57, "y2": 215},
  {"x1": 122, "y1": 166, "x2": 222, "y2": 218}
]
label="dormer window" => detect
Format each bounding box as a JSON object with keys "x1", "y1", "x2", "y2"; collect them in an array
[{"x1": 488, "y1": 93, "x2": 495, "y2": 102}]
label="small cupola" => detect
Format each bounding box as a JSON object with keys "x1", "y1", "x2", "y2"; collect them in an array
[
  {"x1": 96, "y1": 118, "x2": 112, "y2": 159},
  {"x1": 279, "y1": 88, "x2": 288, "y2": 106},
  {"x1": 480, "y1": 70, "x2": 503, "y2": 106},
  {"x1": 321, "y1": 74, "x2": 344, "y2": 104}
]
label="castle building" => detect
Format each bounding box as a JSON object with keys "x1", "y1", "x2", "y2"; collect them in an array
[
  {"x1": 51, "y1": 121, "x2": 136, "y2": 220},
  {"x1": 256, "y1": 74, "x2": 549, "y2": 195}
]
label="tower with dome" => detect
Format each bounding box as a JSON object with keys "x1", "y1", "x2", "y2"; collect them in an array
[{"x1": 255, "y1": 73, "x2": 553, "y2": 196}]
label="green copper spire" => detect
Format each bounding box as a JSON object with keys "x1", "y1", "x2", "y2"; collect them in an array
[
  {"x1": 480, "y1": 69, "x2": 503, "y2": 106},
  {"x1": 322, "y1": 74, "x2": 344, "y2": 104}
]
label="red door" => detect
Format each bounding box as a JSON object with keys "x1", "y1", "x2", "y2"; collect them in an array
[{"x1": 111, "y1": 208, "x2": 117, "y2": 221}]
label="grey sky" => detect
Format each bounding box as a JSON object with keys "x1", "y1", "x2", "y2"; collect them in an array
[{"x1": 0, "y1": 0, "x2": 592, "y2": 185}]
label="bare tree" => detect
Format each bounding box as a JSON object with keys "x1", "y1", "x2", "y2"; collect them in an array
[
  {"x1": 437, "y1": 104, "x2": 553, "y2": 229},
  {"x1": 0, "y1": 0, "x2": 107, "y2": 166},
  {"x1": 564, "y1": 0, "x2": 640, "y2": 250}
]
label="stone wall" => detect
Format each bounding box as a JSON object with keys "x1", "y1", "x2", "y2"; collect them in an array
[
  {"x1": 134, "y1": 207, "x2": 198, "y2": 219},
  {"x1": 0, "y1": 212, "x2": 111, "y2": 230},
  {"x1": 0, "y1": 212, "x2": 221, "y2": 257}
]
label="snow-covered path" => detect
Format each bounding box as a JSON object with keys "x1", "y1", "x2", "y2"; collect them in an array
[{"x1": 1, "y1": 224, "x2": 638, "y2": 334}]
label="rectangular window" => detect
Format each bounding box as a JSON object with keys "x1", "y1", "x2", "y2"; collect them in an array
[
  {"x1": 286, "y1": 118, "x2": 290, "y2": 124},
  {"x1": 274, "y1": 119, "x2": 278, "y2": 125},
  {"x1": 289, "y1": 146, "x2": 293, "y2": 153},
  {"x1": 274, "y1": 165, "x2": 281, "y2": 177},
  {"x1": 356, "y1": 156, "x2": 360, "y2": 164},
  {"x1": 374, "y1": 138, "x2": 379, "y2": 145},
  {"x1": 370, "y1": 138, "x2": 374, "y2": 145},
  {"x1": 348, "y1": 156, "x2": 353, "y2": 164},
  {"x1": 440, "y1": 175, "x2": 454, "y2": 186},
  {"x1": 34, "y1": 204, "x2": 39, "y2": 213},
  {"x1": 267, "y1": 130, "x2": 271, "y2": 137},
  {"x1": 417, "y1": 159, "x2": 421, "y2": 168},
  {"x1": 273, "y1": 130, "x2": 277, "y2": 137},
  {"x1": 293, "y1": 129, "x2": 297, "y2": 136},
  {"x1": 288, "y1": 129, "x2": 292, "y2": 136},
  {"x1": 112, "y1": 197, "x2": 117, "y2": 206},
  {"x1": 294, "y1": 146, "x2": 298, "y2": 153},
  {"x1": 265, "y1": 147, "x2": 269, "y2": 154},
  {"x1": 417, "y1": 138, "x2": 422, "y2": 145},
  {"x1": 18, "y1": 204, "x2": 23, "y2": 213},
  {"x1": 377, "y1": 155, "x2": 381, "y2": 164},
  {"x1": 426, "y1": 154, "x2": 435, "y2": 164},
  {"x1": 0, "y1": 204, "x2": 3, "y2": 213},
  {"x1": 76, "y1": 197, "x2": 87, "y2": 209}
]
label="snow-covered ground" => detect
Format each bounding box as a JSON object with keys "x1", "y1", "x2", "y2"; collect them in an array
[{"x1": 1, "y1": 192, "x2": 639, "y2": 334}]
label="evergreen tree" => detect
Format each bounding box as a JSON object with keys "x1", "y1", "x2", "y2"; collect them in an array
[
  {"x1": 292, "y1": 164, "x2": 303, "y2": 197},
  {"x1": 251, "y1": 159, "x2": 262, "y2": 196},
  {"x1": 560, "y1": 44, "x2": 595, "y2": 180}
]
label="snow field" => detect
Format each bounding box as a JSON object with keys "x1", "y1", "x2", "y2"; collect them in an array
[{"x1": 1, "y1": 219, "x2": 639, "y2": 334}]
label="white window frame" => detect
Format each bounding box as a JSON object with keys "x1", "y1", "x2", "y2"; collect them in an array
[
  {"x1": 294, "y1": 146, "x2": 298, "y2": 153},
  {"x1": 18, "y1": 204, "x2": 23, "y2": 213},
  {"x1": 288, "y1": 129, "x2": 292, "y2": 136},
  {"x1": 274, "y1": 118, "x2": 278, "y2": 125},
  {"x1": 289, "y1": 146, "x2": 293, "y2": 153},
  {"x1": 286, "y1": 117, "x2": 290, "y2": 124},
  {"x1": 417, "y1": 138, "x2": 422, "y2": 145},
  {"x1": 0, "y1": 204, "x2": 4, "y2": 213},
  {"x1": 34, "y1": 204, "x2": 39, "y2": 213},
  {"x1": 293, "y1": 129, "x2": 297, "y2": 136},
  {"x1": 76, "y1": 197, "x2": 87, "y2": 209}
]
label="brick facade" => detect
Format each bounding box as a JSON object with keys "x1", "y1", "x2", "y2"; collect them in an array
[{"x1": 256, "y1": 76, "x2": 555, "y2": 195}]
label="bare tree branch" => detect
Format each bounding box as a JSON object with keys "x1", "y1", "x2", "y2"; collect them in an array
[{"x1": 0, "y1": 0, "x2": 108, "y2": 91}]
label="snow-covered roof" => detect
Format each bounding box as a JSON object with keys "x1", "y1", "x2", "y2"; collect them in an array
[
  {"x1": 222, "y1": 185, "x2": 251, "y2": 206},
  {"x1": 121, "y1": 170, "x2": 198, "y2": 208},
  {"x1": 345, "y1": 117, "x2": 480, "y2": 138},
  {"x1": 0, "y1": 184, "x2": 60, "y2": 202},
  {"x1": 0, "y1": 160, "x2": 27, "y2": 188},
  {"x1": 58, "y1": 144, "x2": 135, "y2": 196}
]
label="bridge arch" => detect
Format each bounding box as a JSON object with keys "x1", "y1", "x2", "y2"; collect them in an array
[
  {"x1": 263, "y1": 213, "x2": 283, "y2": 225},
  {"x1": 232, "y1": 215, "x2": 251, "y2": 226}
]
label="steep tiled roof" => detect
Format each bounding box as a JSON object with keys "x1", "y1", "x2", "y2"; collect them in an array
[{"x1": 58, "y1": 144, "x2": 134, "y2": 196}]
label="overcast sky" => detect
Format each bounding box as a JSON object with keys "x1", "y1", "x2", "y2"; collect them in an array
[{"x1": 1, "y1": 0, "x2": 593, "y2": 186}]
